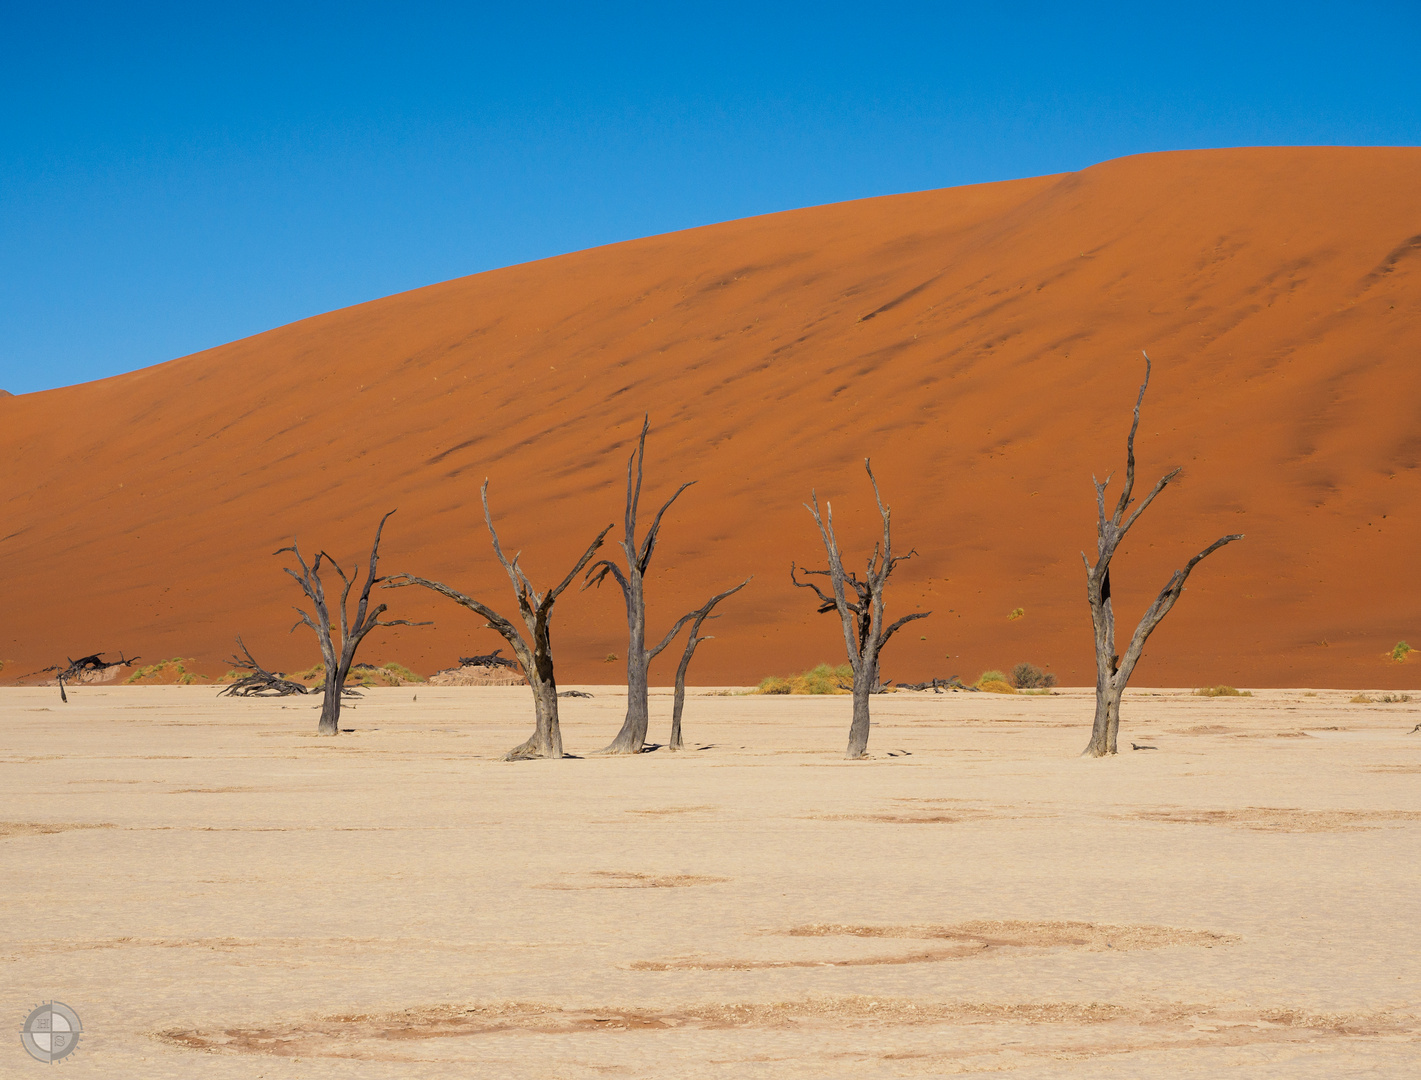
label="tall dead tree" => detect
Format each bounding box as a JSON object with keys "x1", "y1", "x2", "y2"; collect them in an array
[
  {"x1": 668, "y1": 578, "x2": 750, "y2": 750},
  {"x1": 1082, "y1": 354, "x2": 1243, "y2": 757},
  {"x1": 585, "y1": 417, "x2": 703, "y2": 755},
  {"x1": 279, "y1": 510, "x2": 426, "y2": 735},
  {"x1": 796, "y1": 460, "x2": 929, "y2": 759},
  {"x1": 387, "y1": 481, "x2": 612, "y2": 760}
]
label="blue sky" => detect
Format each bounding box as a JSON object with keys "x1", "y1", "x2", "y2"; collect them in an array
[{"x1": 3, "y1": 2, "x2": 1419, "y2": 394}]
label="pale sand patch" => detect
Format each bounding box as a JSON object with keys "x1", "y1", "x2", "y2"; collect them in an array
[{"x1": 1, "y1": 684, "x2": 1418, "y2": 1078}]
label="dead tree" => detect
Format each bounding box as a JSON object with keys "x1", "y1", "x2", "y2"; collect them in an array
[
  {"x1": 668, "y1": 578, "x2": 750, "y2": 750},
  {"x1": 585, "y1": 416, "x2": 702, "y2": 755},
  {"x1": 1082, "y1": 354, "x2": 1243, "y2": 757},
  {"x1": 217, "y1": 637, "x2": 309, "y2": 697},
  {"x1": 278, "y1": 510, "x2": 426, "y2": 735},
  {"x1": 386, "y1": 481, "x2": 612, "y2": 760},
  {"x1": 796, "y1": 460, "x2": 929, "y2": 758},
  {"x1": 40, "y1": 652, "x2": 140, "y2": 702}
]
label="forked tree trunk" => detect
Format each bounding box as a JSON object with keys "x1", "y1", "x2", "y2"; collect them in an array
[
  {"x1": 1081, "y1": 354, "x2": 1242, "y2": 756},
  {"x1": 797, "y1": 460, "x2": 929, "y2": 759},
  {"x1": 387, "y1": 480, "x2": 611, "y2": 760},
  {"x1": 586, "y1": 416, "x2": 696, "y2": 755},
  {"x1": 278, "y1": 512, "x2": 426, "y2": 736},
  {"x1": 504, "y1": 618, "x2": 565, "y2": 759}
]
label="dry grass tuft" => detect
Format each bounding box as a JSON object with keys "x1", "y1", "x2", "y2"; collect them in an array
[
  {"x1": 756, "y1": 663, "x2": 852, "y2": 695},
  {"x1": 1194, "y1": 685, "x2": 1252, "y2": 697},
  {"x1": 124, "y1": 658, "x2": 207, "y2": 685}
]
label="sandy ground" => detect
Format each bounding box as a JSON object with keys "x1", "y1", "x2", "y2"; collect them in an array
[{"x1": 2, "y1": 683, "x2": 1419, "y2": 1077}]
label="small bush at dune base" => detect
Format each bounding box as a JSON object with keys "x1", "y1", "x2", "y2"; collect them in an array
[
  {"x1": 976, "y1": 670, "x2": 1016, "y2": 694},
  {"x1": 1194, "y1": 685, "x2": 1252, "y2": 697},
  {"x1": 1008, "y1": 662, "x2": 1057, "y2": 690},
  {"x1": 1352, "y1": 692, "x2": 1412, "y2": 704},
  {"x1": 1392, "y1": 641, "x2": 1411, "y2": 662},
  {"x1": 755, "y1": 663, "x2": 852, "y2": 695},
  {"x1": 124, "y1": 659, "x2": 207, "y2": 685}
]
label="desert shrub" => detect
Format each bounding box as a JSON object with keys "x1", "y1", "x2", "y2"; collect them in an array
[
  {"x1": 1352, "y1": 692, "x2": 1412, "y2": 704},
  {"x1": 1393, "y1": 641, "x2": 1411, "y2": 662},
  {"x1": 755, "y1": 663, "x2": 852, "y2": 695},
  {"x1": 1194, "y1": 685, "x2": 1252, "y2": 697},
  {"x1": 1008, "y1": 607, "x2": 1024, "y2": 621},
  {"x1": 976, "y1": 670, "x2": 1016, "y2": 694},
  {"x1": 124, "y1": 658, "x2": 207, "y2": 685},
  {"x1": 1008, "y1": 662, "x2": 1057, "y2": 689}
]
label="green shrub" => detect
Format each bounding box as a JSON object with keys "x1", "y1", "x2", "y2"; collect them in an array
[{"x1": 1392, "y1": 641, "x2": 1411, "y2": 662}]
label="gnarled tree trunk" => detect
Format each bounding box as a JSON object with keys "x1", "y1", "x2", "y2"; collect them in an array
[{"x1": 1081, "y1": 354, "x2": 1242, "y2": 756}]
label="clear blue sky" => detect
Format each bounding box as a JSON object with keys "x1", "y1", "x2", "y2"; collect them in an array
[{"x1": 3, "y1": 2, "x2": 1418, "y2": 394}]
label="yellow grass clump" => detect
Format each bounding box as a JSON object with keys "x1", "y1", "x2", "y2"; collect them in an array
[
  {"x1": 124, "y1": 659, "x2": 208, "y2": 685},
  {"x1": 977, "y1": 670, "x2": 1017, "y2": 694},
  {"x1": 756, "y1": 663, "x2": 852, "y2": 695},
  {"x1": 1194, "y1": 686, "x2": 1252, "y2": 697},
  {"x1": 288, "y1": 662, "x2": 424, "y2": 687}
]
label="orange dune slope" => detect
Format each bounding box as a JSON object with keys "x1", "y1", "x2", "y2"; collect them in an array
[{"x1": 3, "y1": 147, "x2": 1420, "y2": 689}]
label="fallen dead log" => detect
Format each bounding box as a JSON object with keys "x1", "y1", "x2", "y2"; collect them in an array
[{"x1": 216, "y1": 638, "x2": 309, "y2": 697}]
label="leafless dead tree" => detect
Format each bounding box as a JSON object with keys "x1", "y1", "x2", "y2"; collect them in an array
[
  {"x1": 795, "y1": 460, "x2": 929, "y2": 758},
  {"x1": 278, "y1": 511, "x2": 427, "y2": 735},
  {"x1": 585, "y1": 417, "x2": 705, "y2": 755},
  {"x1": 668, "y1": 578, "x2": 750, "y2": 750},
  {"x1": 217, "y1": 637, "x2": 309, "y2": 697},
  {"x1": 387, "y1": 481, "x2": 612, "y2": 760},
  {"x1": 36, "y1": 652, "x2": 140, "y2": 702},
  {"x1": 1082, "y1": 354, "x2": 1243, "y2": 757}
]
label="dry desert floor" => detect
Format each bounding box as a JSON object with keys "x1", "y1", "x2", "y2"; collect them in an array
[{"x1": 2, "y1": 684, "x2": 1419, "y2": 1078}]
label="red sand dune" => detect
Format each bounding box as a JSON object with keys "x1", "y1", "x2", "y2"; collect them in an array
[{"x1": 3, "y1": 147, "x2": 1420, "y2": 689}]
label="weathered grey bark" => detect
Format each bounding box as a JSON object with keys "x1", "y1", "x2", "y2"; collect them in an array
[
  {"x1": 796, "y1": 460, "x2": 929, "y2": 759},
  {"x1": 1082, "y1": 354, "x2": 1243, "y2": 757},
  {"x1": 217, "y1": 637, "x2": 309, "y2": 697},
  {"x1": 387, "y1": 481, "x2": 612, "y2": 759},
  {"x1": 278, "y1": 511, "x2": 427, "y2": 735},
  {"x1": 668, "y1": 579, "x2": 750, "y2": 750},
  {"x1": 585, "y1": 417, "x2": 698, "y2": 755}
]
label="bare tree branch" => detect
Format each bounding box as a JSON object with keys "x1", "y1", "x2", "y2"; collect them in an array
[
  {"x1": 799, "y1": 460, "x2": 930, "y2": 758},
  {"x1": 1082, "y1": 354, "x2": 1243, "y2": 756},
  {"x1": 386, "y1": 485, "x2": 611, "y2": 759}
]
